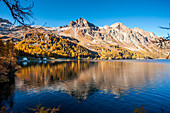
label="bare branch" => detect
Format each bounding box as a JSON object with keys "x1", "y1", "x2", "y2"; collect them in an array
[
  {"x1": 158, "y1": 22, "x2": 170, "y2": 30},
  {"x1": 2, "y1": 0, "x2": 34, "y2": 26}
]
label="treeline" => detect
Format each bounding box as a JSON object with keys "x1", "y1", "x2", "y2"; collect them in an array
[{"x1": 97, "y1": 45, "x2": 165, "y2": 60}]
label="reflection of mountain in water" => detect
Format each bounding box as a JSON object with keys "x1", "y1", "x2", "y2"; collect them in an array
[{"x1": 15, "y1": 61, "x2": 168, "y2": 101}]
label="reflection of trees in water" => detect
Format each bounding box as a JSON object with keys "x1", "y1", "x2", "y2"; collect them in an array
[
  {"x1": 15, "y1": 61, "x2": 96, "y2": 89},
  {"x1": 0, "y1": 79, "x2": 15, "y2": 108},
  {"x1": 15, "y1": 61, "x2": 168, "y2": 101}
]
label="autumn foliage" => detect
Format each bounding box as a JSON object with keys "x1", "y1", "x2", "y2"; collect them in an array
[
  {"x1": 15, "y1": 33, "x2": 96, "y2": 59},
  {"x1": 0, "y1": 39, "x2": 17, "y2": 79}
]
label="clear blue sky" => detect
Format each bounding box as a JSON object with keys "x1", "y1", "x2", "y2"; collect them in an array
[{"x1": 0, "y1": 0, "x2": 170, "y2": 37}]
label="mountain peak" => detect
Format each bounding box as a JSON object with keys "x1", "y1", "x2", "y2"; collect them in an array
[
  {"x1": 110, "y1": 22, "x2": 126, "y2": 28},
  {"x1": 68, "y1": 18, "x2": 96, "y2": 28}
]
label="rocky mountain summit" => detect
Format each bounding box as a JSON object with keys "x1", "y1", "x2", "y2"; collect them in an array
[{"x1": 68, "y1": 18, "x2": 96, "y2": 28}]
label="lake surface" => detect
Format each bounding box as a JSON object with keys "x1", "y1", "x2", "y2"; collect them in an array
[{"x1": 0, "y1": 60, "x2": 170, "y2": 113}]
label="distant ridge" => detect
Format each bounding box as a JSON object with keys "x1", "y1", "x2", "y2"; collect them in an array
[
  {"x1": 0, "y1": 18, "x2": 12, "y2": 25},
  {"x1": 0, "y1": 17, "x2": 169, "y2": 59}
]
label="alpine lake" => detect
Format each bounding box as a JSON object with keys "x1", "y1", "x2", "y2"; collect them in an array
[{"x1": 1, "y1": 59, "x2": 170, "y2": 113}]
